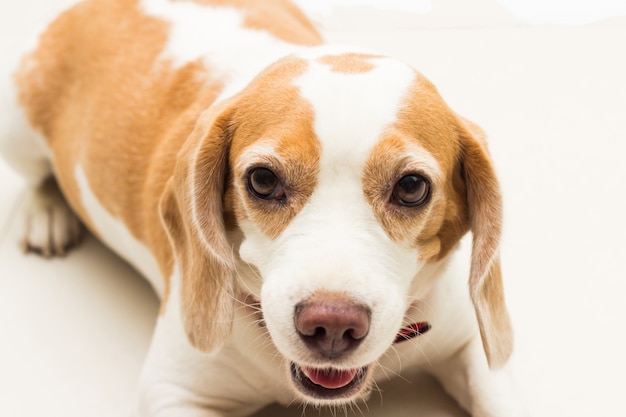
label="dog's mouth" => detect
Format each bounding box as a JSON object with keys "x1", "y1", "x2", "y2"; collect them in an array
[{"x1": 290, "y1": 363, "x2": 369, "y2": 400}]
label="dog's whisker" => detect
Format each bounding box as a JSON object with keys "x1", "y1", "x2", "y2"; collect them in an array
[
  {"x1": 409, "y1": 342, "x2": 435, "y2": 367},
  {"x1": 235, "y1": 271, "x2": 261, "y2": 297},
  {"x1": 374, "y1": 360, "x2": 392, "y2": 382},
  {"x1": 375, "y1": 359, "x2": 408, "y2": 383},
  {"x1": 388, "y1": 343, "x2": 406, "y2": 371},
  {"x1": 250, "y1": 333, "x2": 274, "y2": 351},
  {"x1": 236, "y1": 308, "x2": 264, "y2": 323},
  {"x1": 298, "y1": 402, "x2": 306, "y2": 417},
  {"x1": 368, "y1": 378, "x2": 384, "y2": 408},
  {"x1": 352, "y1": 396, "x2": 368, "y2": 417}
]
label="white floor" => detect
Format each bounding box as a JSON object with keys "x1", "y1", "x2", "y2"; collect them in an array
[{"x1": 1, "y1": 1, "x2": 625, "y2": 416}]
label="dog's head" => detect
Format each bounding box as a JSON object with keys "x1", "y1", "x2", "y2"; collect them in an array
[{"x1": 160, "y1": 49, "x2": 513, "y2": 404}]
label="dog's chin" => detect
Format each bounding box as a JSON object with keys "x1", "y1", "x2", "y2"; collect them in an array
[{"x1": 289, "y1": 362, "x2": 371, "y2": 402}]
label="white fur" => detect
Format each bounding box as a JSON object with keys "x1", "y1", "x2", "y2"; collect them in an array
[
  {"x1": 295, "y1": 53, "x2": 416, "y2": 168},
  {"x1": 75, "y1": 165, "x2": 163, "y2": 296}
]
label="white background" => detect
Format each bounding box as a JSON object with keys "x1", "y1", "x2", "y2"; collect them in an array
[{"x1": 1, "y1": 1, "x2": 625, "y2": 416}]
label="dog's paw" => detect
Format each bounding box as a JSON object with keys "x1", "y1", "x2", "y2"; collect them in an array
[{"x1": 20, "y1": 178, "x2": 84, "y2": 257}]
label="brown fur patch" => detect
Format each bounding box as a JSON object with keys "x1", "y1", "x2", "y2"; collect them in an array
[
  {"x1": 362, "y1": 74, "x2": 467, "y2": 262},
  {"x1": 225, "y1": 58, "x2": 321, "y2": 240},
  {"x1": 318, "y1": 53, "x2": 381, "y2": 74},
  {"x1": 393, "y1": 76, "x2": 470, "y2": 261}
]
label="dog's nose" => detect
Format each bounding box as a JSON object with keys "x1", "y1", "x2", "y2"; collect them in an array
[{"x1": 294, "y1": 293, "x2": 370, "y2": 359}]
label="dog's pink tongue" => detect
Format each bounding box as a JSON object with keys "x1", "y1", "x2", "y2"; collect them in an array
[{"x1": 302, "y1": 367, "x2": 357, "y2": 389}]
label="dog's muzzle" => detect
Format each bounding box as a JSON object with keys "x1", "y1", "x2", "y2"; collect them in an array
[
  {"x1": 289, "y1": 323, "x2": 430, "y2": 400},
  {"x1": 291, "y1": 294, "x2": 431, "y2": 400},
  {"x1": 245, "y1": 294, "x2": 431, "y2": 400}
]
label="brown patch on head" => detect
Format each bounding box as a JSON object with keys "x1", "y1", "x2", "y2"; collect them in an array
[
  {"x1": 363, "y1": 74, "x2": 465, "y2": 261},
  {"x1": 393, "y1": 77, "x2": 469, "y2": 262},
  {"x1": 318, "y1": 53, "x2": 382, "y2": 74},
  {"x1": 225, "y1": 57, "x2": 321, "y2": 239}
]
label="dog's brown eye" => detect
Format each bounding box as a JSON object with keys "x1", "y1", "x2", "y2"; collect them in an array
[
  {"x1": 248, "y1": 167, "x2": 285, "y2": 201},
  {"x1": 392, "y1": 174, "x2": 431, "y2": 207}
]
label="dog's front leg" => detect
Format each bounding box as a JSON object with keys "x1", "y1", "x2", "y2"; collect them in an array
[
  {"x1": 136, "y1": 306, "x2": 272, "y2": 417},
  {"x1": 427, "y1": 335, "x2": 528, "y2": 417}
]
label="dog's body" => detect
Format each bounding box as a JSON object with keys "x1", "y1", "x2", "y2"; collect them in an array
[{"x1": 0, "y1": 1, "x2": 526, "y2": 415}]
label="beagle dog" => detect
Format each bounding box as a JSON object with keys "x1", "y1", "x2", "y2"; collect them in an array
[{"x1": 0, "y1": 0, "x2": 527, "y2": 415}]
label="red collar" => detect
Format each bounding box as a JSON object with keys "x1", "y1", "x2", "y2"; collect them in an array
[{"x1": 394, "y1": 322, "x2": 431, "y2": 344}]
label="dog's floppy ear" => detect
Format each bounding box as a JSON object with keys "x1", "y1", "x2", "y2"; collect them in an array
[
  {"x1": 458, "y1": 117, "x2": 513, "y2": 368},
  {"x1": 159, "y1": 101, "x2": 237, "y2": 353}
]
